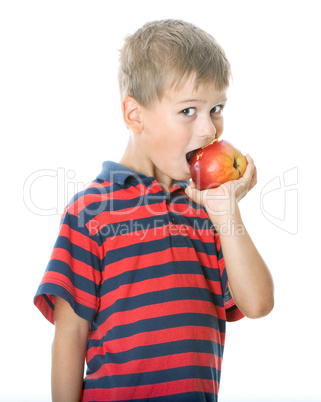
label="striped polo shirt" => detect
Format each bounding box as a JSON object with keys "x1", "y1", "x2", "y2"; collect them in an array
[{"x1": 34, "y1": 161, "x2": 243, "y2": 402}]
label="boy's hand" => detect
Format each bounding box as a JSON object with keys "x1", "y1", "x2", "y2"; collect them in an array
[{"x1": 185, "y1": 154, "x2": 257, "y2": 222}]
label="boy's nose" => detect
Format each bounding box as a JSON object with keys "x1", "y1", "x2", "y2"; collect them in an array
[{"x1": 198, "y1": 120, "x2": 217, "y2": 140}]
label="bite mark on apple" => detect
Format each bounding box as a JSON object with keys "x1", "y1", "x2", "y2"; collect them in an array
[{"x1": 201, "y1": 138, "x2": 218, "y2": 150}]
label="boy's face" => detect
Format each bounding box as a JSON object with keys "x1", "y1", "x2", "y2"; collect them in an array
[{"x1": 137, "y1": 76, "x2": 228, "y2": 189}]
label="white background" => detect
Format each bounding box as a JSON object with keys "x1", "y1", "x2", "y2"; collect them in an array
[{"x1": 1, "y1": 1, "x2": 320, "y2": 401}]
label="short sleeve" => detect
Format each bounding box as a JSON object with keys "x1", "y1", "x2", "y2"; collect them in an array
[
  {"x1": 34, "y1": 210, "x2": 102, "y2": 325},
  {"x1": 224, "y1": 286, "x2": 244, "y2": 322}
]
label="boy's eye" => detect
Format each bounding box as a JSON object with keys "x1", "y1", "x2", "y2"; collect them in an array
[
  {"x1": 211, "y1": 105, "x2": 224, "y2": 114},
  {"x1": 180, "y1": 107, "x2": 196, "y2": 117}
]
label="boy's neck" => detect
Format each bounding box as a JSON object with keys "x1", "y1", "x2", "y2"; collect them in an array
[{"x1": 119, "y1": 137, "x2": 176, "y2": 192}]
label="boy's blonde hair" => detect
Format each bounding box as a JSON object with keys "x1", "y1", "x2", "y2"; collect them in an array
[{"x1": 118, "y1": 19, "x2": 231, "y2": 108}]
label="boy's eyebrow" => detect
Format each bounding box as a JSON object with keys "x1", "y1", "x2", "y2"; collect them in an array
[
  {"x1": 176, "y1": 98, "x2": 205, "y2": 104},
  {"x1": 176, "y1": 97, "x2": 228, "y2": 104}
]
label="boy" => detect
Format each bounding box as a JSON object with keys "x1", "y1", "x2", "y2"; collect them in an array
[{"x1": 34, "y1": 19, "x2": 274, "y2": 402}]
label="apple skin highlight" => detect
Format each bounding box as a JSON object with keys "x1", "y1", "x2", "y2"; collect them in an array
[{"x1": 189, "y1": 139, "x2": 248, "y2": 190}]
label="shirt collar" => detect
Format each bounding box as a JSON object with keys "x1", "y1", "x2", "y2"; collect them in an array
[
  {"x1": 97, "y1": 161, "x2": 189, "y2": 191},
  {"x1": 97, "y1": 161, "x2": 145, "y2": 186}
]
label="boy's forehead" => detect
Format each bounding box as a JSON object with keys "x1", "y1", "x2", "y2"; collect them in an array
[{"x1": 162, "y1": 77, "x2": 228, "y2": 104}]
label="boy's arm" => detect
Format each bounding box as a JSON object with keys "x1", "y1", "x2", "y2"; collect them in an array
[
  {"x1": 52, "y1": 296, "x2": 89, "y2": 402},
  {"x1": 213, "y1": 203, "x2": 274, "y2": 318},
  {"x1": 185, "y1": 155, "x2": 274, "y2": 319}
]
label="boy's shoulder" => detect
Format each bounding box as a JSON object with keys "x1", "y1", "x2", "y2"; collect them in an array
[
  {"x1": 66, "y1": 161, "x2": 136, "y2": 212},
  {"x1": 61, "y1": 161, "x2": 154, "y2": 235}
]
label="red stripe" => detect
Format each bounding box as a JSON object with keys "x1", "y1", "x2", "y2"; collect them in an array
[
  {"x1": 89, "y1": 299, "x2": 224, "y2": 344},
  {"x1": 100, "y1": 222, "x2": 216, "y2": 251},
  {"x1": 111, "y1": 183, "x2": 150, "y2": 200},
  {"x1": 99, "y1": 273, "x2": 223, "y2": 312},
  {"x1": 40, "y1": 271, "x2": 98, "y2": 309},
  {"x1": 34, "y1": 293, "x2": 55, "y2": 324},
  {"x1": 172, "y1": 246, "x2": 220, "y2": 274},
  {"x1": 86, "y1": 204, "x2": 167, "y2": 234},
  {"x1": 87, "y1": 325, "x2": 224, "y2": 363},
  {"x1": 57, "y1": 223, "x2": 102, "y2": 258},
  {"x1": 226, "y1": 307, "x2": 244, "y2": 322},
  {"x1": 51, "y1": 247, "x2": 101, "y2": 284},
  {"x1": 100, "y1": 222, "x2": 170, "y2": 249},
  {"x1": 86, "y1": 351, "x2": 222, "y2": 379},
  {"x1": 91, "y1": 180, "x2": 111, "y2": 187},
  {"x1": 101, "y1": 247, "x2": 219, "y2": 282},
  {"x1": 168, "y1": 200, "x2": 208, "y2": 218},
  {"x1": 67, "y1": 181, "x2": 150, "y2": 218},
  {"x1": 106, "y1": 223, "x2": 169, "y2": 246},
  {"x1": 67, "y1": 181, "x2": 113, "y2": 215},
  {"x1": 82, "y1": 378, "x2": 219, "y2": 401}
]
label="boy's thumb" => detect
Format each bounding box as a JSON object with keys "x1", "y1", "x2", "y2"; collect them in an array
[{"x1": 185, "y1": 182, "x2": 203, "y2": 206}]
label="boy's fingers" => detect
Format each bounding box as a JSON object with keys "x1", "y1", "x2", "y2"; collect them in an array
[
  {"x1": 185, "y1": 182, "x2": 203, "y2": 206},
  {"x1": 185, "y1": 181, "x2": 196, "y2": 198},
  {"x1": 242, "y1": 154, "x2": 255, "y2": 183}
]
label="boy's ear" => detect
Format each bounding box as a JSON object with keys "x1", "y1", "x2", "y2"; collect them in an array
[{"x1": 121, "y1": 96, "x2": 143, "y2": 133}]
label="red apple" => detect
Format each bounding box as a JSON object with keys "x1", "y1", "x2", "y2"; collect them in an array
[{"x1": 189, "y1": 139, "x2": 248, "y2": 190}]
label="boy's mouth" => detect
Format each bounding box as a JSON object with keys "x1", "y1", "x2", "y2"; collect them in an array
[
  {"x1": 186, "y1": 139, "x2": 218, "y2": 165},
  {"x1": 186, "y1": 149, "x2": 199, "y2": 165}
]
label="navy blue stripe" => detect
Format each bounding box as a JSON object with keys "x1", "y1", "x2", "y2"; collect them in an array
[
  {"x1": 100, "y1": 260, "x2": 221, "y2": 294},
  {"x1": 67, "y1": 179, "x2": 160, "y2": 207},
  {"x1": 67, "y1": 185, "x2": 111, "y2": 206},
  {"x1": 166, "y1": 189, "x2": 205, "y2": 210},
  {"x1": 79, "y1": 194, "x2": 171, "y2": 224},
  {"x1": 79, "y1": 197, "x2": 146, "y2": 222},
  {"x1": 106, "y1": 286, "x2": 224, "y2": 315},
  {"x1": 84, "y1": 364, "x2": 220, "y2": 389},
  {"x1": 216, "y1": 239, "x2": 223, "y2": 260},
  {"x1": 90, "y1": 392, "x2": 216, "y2": 402},
  {"x1": 187, "y1": 237, "x2": 218, "y2": 255},
  {"x1": 96, "y1": 215, "x2": 215, "y2": 244},
  {"x1": 54, "y1": 235, "x2": 101, "y2": 271},
  {"x1": 35, "y1": 283, "x2": 96, "y2": 322},
  {"x1": 100, "y1": 215, "x2": 168, "y2": 240},
  {"x1": 221, "y1": 268, "x2": 228, "y2": 297},
  {"x1": 60, "y1": 212, "x2": 103, "y2": 247},
  {"x1": 95, "y1": 213, "x2": 215, "y2": 248},
  {"x1": 43, "y1": 293, "x2": 54, "y2": 310},
  {"x1": 98, "y1": 214, "x2": 215, "y2": 245},
  {"x1": 93, "y1": 287, "x2": 224, "y2": 330},
  {"x1": 45, "y1": 259, "x2": 98, "y2": 296},
  {"x1": 88, "y1": 337, "x2": 224, "y2": 369},
  {"x1": 175, "y1": 214, "x2": 214, "y2": 228},
  {"x1": 104, "y1": 237, "x2": 217, "y2": 266},
  {"x1": 106, "y1": 237, "x2": 169, "y2": 263},
  {"x1": 89, "y1": 313, "x2": 226, "y2": 347}
]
